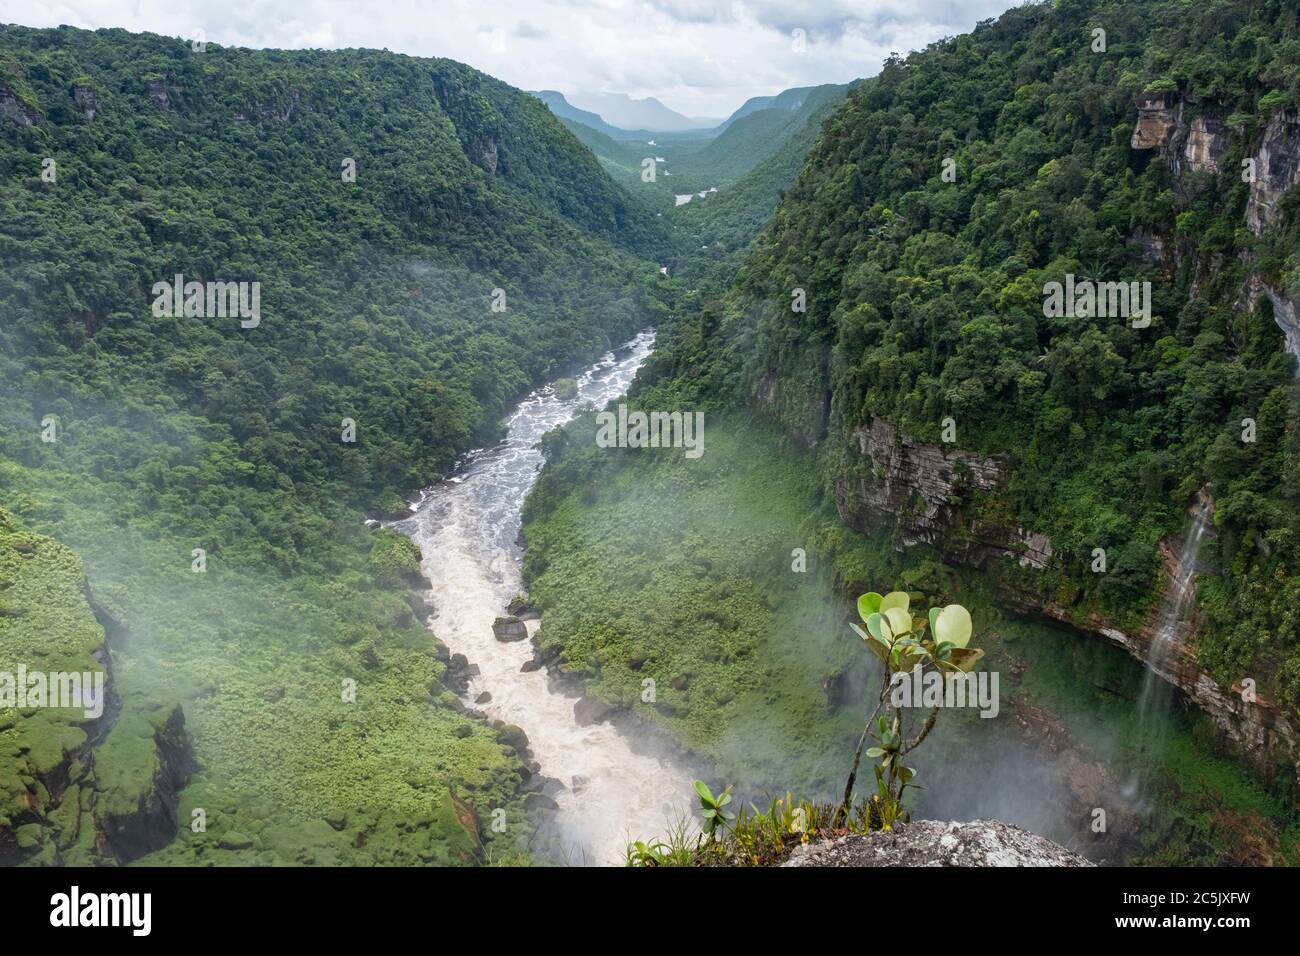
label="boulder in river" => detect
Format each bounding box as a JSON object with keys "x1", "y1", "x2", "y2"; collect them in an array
[
  {"x1": 524, "y1": 792, "x2": 560, "y2": 813},
  {"x1": 520, "y1": 648, "x2": 545, "y2": 672},
  {"x1": 443, "y1": 653, "x2": 479, "y2": 694},
  {"x1": 573, "y1": 695, "x2": 615, "y2": 727},
  {"x1": 506, "y1": 595, "x2": 541, "y2": 620},
  {"x1": 522, "y1": 774, "x2": 566, "y2": 798},
  {"x1": 492, "y1": 615, "x2": 529, "y2": 642},
  {"x1": 493, "y1": 722, "x2": 530, "y2": 755}
]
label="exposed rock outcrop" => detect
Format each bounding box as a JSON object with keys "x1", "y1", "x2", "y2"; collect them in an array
[
  {"x1": 1128, "y1": 227, "x2": 1168, "y2": 267},
  {"x1": 1007, "y1": 698, "x2": 1140, "y2": 864},
  {"x1": 0, "y1": 88, "x2": 40, "y2": 126},
  {"x1": 1130, "y1": 92, "x2": 1227, "y2": 188},
  {"x1": 1, "y1": 516, "x2": 114, "y2": 864},
  {"x1": 1238, "y1": 270, "x2": 1300, "y2": 369},
  {"x1": 833, "y1": 421, "x2": 1299, "y2": 790},
  {"x1": 781, "y1": 820, "x2": 1092, "y2": 867},
  {"x1": 835, "y1": 417, "x2": 1053, "y2": 570},
  {"x1": 1235, "y1": 109, "x2": 1300, "y2": 366},
  {"x1": 0, "y1": 513, "x2": 194, "y2": 864},
  {"x1": 1129, "y1": 94, "x2": 1300, "y2": 366},
  {"x1": 1246, "y1": 109, "x2": 1300, "y2": 236},
  {"x1": 94, "y1": 701, "x2": 195, "y2": 863},
  {"x1": 1131, "y1": 92, "x2": 1178, "y2": 151},
  {"x1": 145, "y1": 79, "x2": 169, "y2": 109},
  {"x1": 442, "y1": 652, "x2": 479, "y2": 694},
  {"x1": 492, "y1": 614, "x2": 529, "y2": 642},
  {"x1": 754, "y1": 347, "x2": 831, "y2": 448},
  {"x1": 998, "y1": 496, "x2": 1300, "y2": 792},
  {"x1": 479, "y1": 137, "x2": 499, "y2": 174},
  {"x1": 251, "y1": 91, "x2": 302, "y2": 124},
  {"x1": 1182, "y1": 112, "x2": 1228, "y2": 174},
  {"x1": 573, "y1": 695, "x2": 615, "y2": 727},
  {"x1": 71, "y1": 85, "x2": 98, "y2": 121}
]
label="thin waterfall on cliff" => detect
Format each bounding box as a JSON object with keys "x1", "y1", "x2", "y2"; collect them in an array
[{"x1": 1125, "y1": 496, "x2": 1213, "y2": 803}]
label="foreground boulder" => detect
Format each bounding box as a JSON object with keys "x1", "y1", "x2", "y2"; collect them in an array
[{"x1": 781, "y1": 820, "x2": 1092, "y2": 867}]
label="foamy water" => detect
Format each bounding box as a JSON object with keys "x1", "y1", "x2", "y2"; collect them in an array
[{"x1": 391, "y1": 331, "x2": 694, "y2": 864}]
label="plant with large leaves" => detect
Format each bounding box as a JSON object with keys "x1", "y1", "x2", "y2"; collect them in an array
[
  {"x1": 694, "y1": 779, "x2": 734, "y2": 840},
  {"x1": 837, "y1": 590, "x2": 982, "y2": 826}
]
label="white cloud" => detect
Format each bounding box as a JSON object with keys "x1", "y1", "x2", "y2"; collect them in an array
[{"x1": 0, "y1": 0, "x2": 1020, "y2": 116}]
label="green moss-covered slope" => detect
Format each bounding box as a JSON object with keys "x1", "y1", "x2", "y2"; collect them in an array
[{"x1": 0, "y1": 508, "x2": 107, "y2": 863}]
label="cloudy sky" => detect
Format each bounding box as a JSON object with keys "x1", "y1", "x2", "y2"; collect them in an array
[{"x1": 1, "y1": 0, "x2": 1021, "y2": 118}]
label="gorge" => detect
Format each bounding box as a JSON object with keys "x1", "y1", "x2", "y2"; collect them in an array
[{"x1": 2, "y1": 0, "x2": 1300, "y2": 871}]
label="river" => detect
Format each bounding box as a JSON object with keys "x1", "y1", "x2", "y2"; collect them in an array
[{"x1": 389, "y1": 331, "x2": 694, "y2": 864}]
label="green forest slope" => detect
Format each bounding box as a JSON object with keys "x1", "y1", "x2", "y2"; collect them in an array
[
  {"x1": 638, "y1": 0, "x2": 1300, "y2": 706},
  {"x1": 0, "y1": 24, "x2": 675, "y2": 864}
]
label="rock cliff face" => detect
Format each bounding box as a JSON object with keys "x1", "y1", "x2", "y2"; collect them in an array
[
  {"x1": 1130, "y1": 93, "x2": 1227, "y2": 177},
  {"x1": 1183, "y1": 113, "x2": 1228, "y2": 174},
  {"x1": 94, "y1": 702, "x2": 196, "y2": 863},
  {"x1": 479, "y1": 137, "x2": 499, "y2": 174},
  {"x1": 71, "y1": 85, "x2": 98, "y2": 121},
  {"x1": 834, "y1": 417, "x2": 1053, "y2": 570},
  {"x1": 1130, "y1": 93, "x2": 1300, "y2": 369},
  {"x1": 998, "y1": 526, "x2": 1300, "y2": 790},
  {"x1": 832, "y1": 422, "x2": 1299, "y2": 790},
  {"x1": 145, "y1": 78, "x2": 169, "y2": 109},
  {"x1": 781, "y1": 820, "x2": 1091, "y2": 867},
  {"x1": 1246, "y1": 109, "x2": 1300, "y2": 236},
  {"x1": 1, "y1": 516, "x2": 113, "y2": 864},
  {"x1": 0, "y1": 88, "x2": 40, "y2": 126},
  {"x1": 1241, "y1": 109, "x2": 1300, "y2": 370},
  {"x1": 1129, "y1": 227, "x2": 1167, "y2": 267},
  {"x1": 753, "y1": 341, "x2": 832, "y2": 448},
  {"x1": 1239, "y1": 270, "x2": 1300, "y2": 368},
  {"x1": 1131, "y1": 92, "x2": 1178, "y2": 151}
]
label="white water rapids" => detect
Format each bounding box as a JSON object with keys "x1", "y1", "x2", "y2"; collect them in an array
[{"x1": 390, "y1": 331, "x2": 695, "y2": 864}]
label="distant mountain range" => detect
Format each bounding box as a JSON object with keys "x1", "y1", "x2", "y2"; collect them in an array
[
  {"x1": 567, "y1": 91, "x2": 721, "y2": 132},
  {"x1": 529, "y1": 81, "x2": 855, "y2": 260},
  {"x1": 530, "y1": 90, "x2": 720, "y2": 136},
  {"x1": 531, "y1": 90, "x2": 634, "y2": 139},
  {"x1": 532, "y1": 86, "x2": 850, "y2": 140},
  {"x1": 716, "y1": 85, "x2": 828, "y2": 131}
]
